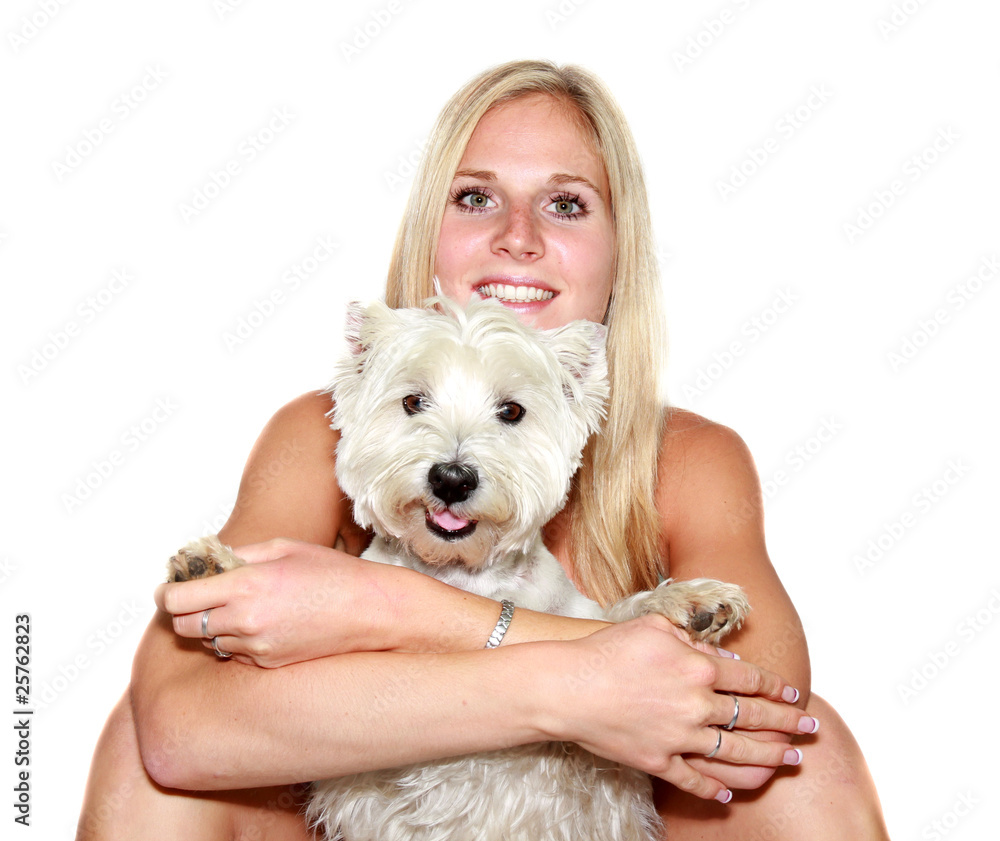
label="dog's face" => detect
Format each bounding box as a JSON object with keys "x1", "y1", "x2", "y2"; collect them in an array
[{"x1": 328, "y1": 298, "x2": 608, "y2": 569}]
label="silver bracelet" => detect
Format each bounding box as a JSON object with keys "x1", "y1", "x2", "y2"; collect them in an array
[{"x1": 485, "y1": 599, "x2": 515, "y2": 649}]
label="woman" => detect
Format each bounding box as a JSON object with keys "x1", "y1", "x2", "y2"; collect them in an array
[{"x1": 78, "y1": 60, "x2": 889, "y2": 839}]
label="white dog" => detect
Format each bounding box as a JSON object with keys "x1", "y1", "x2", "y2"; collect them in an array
[{"x1": 168, "y1": 298, "x2": 749, "y2": 841}]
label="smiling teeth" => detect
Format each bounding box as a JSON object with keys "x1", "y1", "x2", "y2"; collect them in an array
[{"x1": 479, "y1": 284, "x2": 554, "y2": 303}]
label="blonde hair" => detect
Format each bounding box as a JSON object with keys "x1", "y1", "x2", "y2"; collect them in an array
[{"x1": 386, "y1": 60, "x2": 666, "y2": 605}]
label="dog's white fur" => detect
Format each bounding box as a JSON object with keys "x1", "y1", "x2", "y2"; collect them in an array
[{"x1": 168, "y1": 298, "x2": 749, "y2": 841}]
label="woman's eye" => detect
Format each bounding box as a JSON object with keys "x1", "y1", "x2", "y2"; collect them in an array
[
  {"x1": 403, "y1": 395, "x2": 427, "y2": 415},
  {"x1": 458, "y1": 191, "x2": 495, "y2": 210},
  {"x1": 548, "y1": 198, "x2": 581, "y2": 215},
  {"x1": 496, "y1": 402, "x2": 525, "y2": 424},
  {"x1": 545, "y1": 196, "x2": 587, "y2": 219}
]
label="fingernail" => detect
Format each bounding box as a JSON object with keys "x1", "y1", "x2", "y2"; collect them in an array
[
  {"x1": 797, "y1": 715, "x2": 820, "y2": 734},
  {"x1": 781, "y1": 686, "x2": 800, "y2": 704},
  {"x1": 715, "y1": 788, "x2": 733, "y2": 804},
  {"x1": 716, "y1": 647, "x2": 740, "y2": 660},
  {"x1": 783, "y1": 748, "x2": 803, "y2": 766}
]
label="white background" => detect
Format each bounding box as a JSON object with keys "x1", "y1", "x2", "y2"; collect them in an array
[{"x1": 2, "y1": 1, "x2": 997, "y2": 838}]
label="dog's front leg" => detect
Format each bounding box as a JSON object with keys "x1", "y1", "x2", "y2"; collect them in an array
[{"x1": 604, "y1": 578, "x2": 750, "y2": 645}]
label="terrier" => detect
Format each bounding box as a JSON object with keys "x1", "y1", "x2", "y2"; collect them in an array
[{"x1": 168, "y1": 297, "x2": 749, "y2": 841}]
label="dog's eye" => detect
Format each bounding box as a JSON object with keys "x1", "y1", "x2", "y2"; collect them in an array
[
  {"x1": 496, "y1": 402, "x2": 525, "y2": 424},
  {"x1": 402, "y1": 395, "x2": 427, "y2": 415}
]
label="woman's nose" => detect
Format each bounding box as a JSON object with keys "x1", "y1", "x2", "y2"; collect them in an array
[{"x1": 491, "y1": 203, "x2": 543, "y2": 260}]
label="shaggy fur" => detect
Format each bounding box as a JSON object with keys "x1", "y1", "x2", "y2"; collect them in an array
[{"x1": 168, "y1": 298, "x2": 749, "y2": 840}]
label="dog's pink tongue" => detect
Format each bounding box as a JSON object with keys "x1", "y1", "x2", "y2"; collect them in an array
[{"x1": 430, "y1": 509, "x2": 470, "y2": 531}]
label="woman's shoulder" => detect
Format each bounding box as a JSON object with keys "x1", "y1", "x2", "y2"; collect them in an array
[
  {"x1": 656, "y1": 407, "x2": 763, "y2": 547},
  {"x1": 220, "y1": 390, "x2": 347, "y2": 547},
  {"x1": 659, "y1": 407, "x2": 754, "y2": 463},
  {"x1": 260, "y1": 389, "x2": 337, "y2": 438}
]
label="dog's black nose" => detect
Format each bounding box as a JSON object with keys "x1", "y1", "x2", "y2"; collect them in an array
[{"x1": 428, "y1": 462, "x2": 478, "y2": 505}]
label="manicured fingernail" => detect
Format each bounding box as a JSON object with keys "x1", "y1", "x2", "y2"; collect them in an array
[
  {"x1": 783, "y1": 748, "x2": 803, "y2": 766},
  {"x1": 716, "y1": 647, "x2": 740, "y2": 660},
  {"x1": 797, "y1": 715, "x2": 819, "y2": 734},
  {"x1": 715, "y1": 788, "x2": 733, "y2": 804},
  {"x1": 781, "y1": 686, "x2": 800, "y2": 704}
]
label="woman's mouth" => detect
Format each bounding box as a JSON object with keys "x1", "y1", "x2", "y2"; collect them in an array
[{"x1": 475, "y1": 282, "x2": 555, "y2": 305}]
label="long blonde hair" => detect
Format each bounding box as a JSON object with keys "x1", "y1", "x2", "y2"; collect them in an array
[{"x1": 386, "y1": 60, "x2": 666, "y2": 605}]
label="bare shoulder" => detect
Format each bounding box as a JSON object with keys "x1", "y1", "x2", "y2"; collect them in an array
[
  {"x1": 656, "y1": 407, "x2": 765, "y2": 563},
  {"x1": 658, "y1": 407, "x2": 759, "y2": 489},
  {"x1": 219, "y1": 390, "x2": 352, "y2": 549}
]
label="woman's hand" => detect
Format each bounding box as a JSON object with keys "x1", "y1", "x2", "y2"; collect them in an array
[
  {"x1": 536, "y1": 614, "x2": 816, "y2": 802},
  {"x1": 154, "y1": 538, "x2": 404, "y2": 668}
]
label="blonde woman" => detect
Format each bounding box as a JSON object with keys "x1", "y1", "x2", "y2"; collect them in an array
[{"x1": 79, "y1": 61, "x2": 889, "y2": 840}]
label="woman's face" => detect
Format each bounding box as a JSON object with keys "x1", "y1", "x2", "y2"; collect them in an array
[{"x1": 434, "y1": 94, "x2": 615, "y2": 329}]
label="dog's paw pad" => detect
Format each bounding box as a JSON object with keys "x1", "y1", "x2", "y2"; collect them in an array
[
  {"x1": 683, "y1": 600, "x2": 745, "y2": 642},
  {"x1": 689, "y1": 610, "x2": 718, "y2": 634},
  {"x1": 166, "y1": 536, "x2": 243, "y2": 582}
]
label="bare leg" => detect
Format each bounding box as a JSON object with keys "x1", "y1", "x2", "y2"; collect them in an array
[
  {"x1": 77, "y1": 690, "x2": 313, "y2": 841},
  {"x1": 658, "y1": 693, "x2": 890, "y2": 840}
]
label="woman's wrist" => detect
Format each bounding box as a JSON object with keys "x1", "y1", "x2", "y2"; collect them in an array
[
  {"x1": 365, "y1": 562, "x2": 505, "y2": 654},
  {"x1": 372, "y1": 564, "x2": 614, "y2": 654},
  {"x1": 512, "y1": 639, "x2": 579, "y2": 744}
]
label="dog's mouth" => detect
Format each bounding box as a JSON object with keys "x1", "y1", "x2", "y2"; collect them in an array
[{"x1": 425, "y1": 508, "x2": 478, "y2": 541}]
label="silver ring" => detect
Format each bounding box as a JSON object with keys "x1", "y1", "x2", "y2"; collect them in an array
[
  {"x1": 722, "y1": 693, "x2": 740, "y2": 731},
  {"x1": 201, "y1": 609, "x2": 212, "y2": 639},
  {"x1": 705, "y1": 726, "x2": 722, "y2": 759},
  {"x1": 212, "y1": 636, "x2": 232, "y2": 659}
]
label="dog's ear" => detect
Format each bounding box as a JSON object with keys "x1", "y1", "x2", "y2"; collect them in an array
[
  {"x1": 344, "y1": 301, "x2": 367, "y2": 357},
  {"x1": 343, "y1": 300, "x2": 402, "y2": 358},
  {"x1": 538, "y1": 320, "x2": 609, "y2": 434},
  {"x1": 328, "y1": 301, "x2": 395, "y2": 430}
]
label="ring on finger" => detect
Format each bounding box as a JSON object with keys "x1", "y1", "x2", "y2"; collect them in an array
[
  {"x1": 212, "y1": 636, "x2": 232, "y2": 659},
  {"x1": 705, "y1": 726, "x2": 722, "y2": 759},
  {"x1": 201, "y1": 608, "x2": 213, "y2": 639},
  {"x1": 722, "y1": 693, "x2": 740, "y2": 731}
]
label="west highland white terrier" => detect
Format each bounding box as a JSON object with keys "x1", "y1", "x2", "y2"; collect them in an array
[{"x1": 168, "y1": 297, "x2": 749, "y2": 841}]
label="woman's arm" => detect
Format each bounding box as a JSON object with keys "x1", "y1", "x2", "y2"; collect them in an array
[
  {"x1": 132, "y1": 393, "x2": 810, "y2": 800},
  {"x1": 657, "y1": 409, "x2": 810, "y2": 690},
  {"x1": 654, "y1": 408, "x2": 813, "y2": 788}
]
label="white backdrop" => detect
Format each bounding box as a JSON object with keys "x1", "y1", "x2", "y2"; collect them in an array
[{"x1": 3, "y1": 1, "x2": 997, "y2": 838}]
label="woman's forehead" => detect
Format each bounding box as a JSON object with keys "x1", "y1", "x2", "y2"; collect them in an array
[{"x1": 459, "y1": 94, "x2": 609, "y2": 192}]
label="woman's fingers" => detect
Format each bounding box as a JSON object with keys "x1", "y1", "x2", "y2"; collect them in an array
[
  {"x1": 658, "y1": 756, "x2": 731, "y2": 802},
  {"x1": 153, "y1": 538, "x2": 299, "y2": 621},
  {"x1": 697, "y1": 726, "x2": 800, "y2": 768},
  {"x1": 709, "y1": 692, "x2": 818, "y2": 736},
  {"x1": 155, "y1": 572, "x2": 230, "y2": 614},
  {"x1": 708, "y1": 651, "x2": 796, "y2": 703}
]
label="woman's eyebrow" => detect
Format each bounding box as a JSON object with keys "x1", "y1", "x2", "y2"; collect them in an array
[
  {"x1": 452, "y1": 169, "x2": 604, "y2": 199},
  {"x1": 550, "y1": 172, "x2": 604, "y2": 199},
  {"x1": 453, "y1": 168, "x2": 496, "y2": 182}
]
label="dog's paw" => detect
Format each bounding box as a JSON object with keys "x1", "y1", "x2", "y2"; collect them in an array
[
  {"x1": 606, "y1": 578, "x2": 750, "y2": 644},
  {"x1": 166, "y1": 535, "x2": 245, "y2": 582}
]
